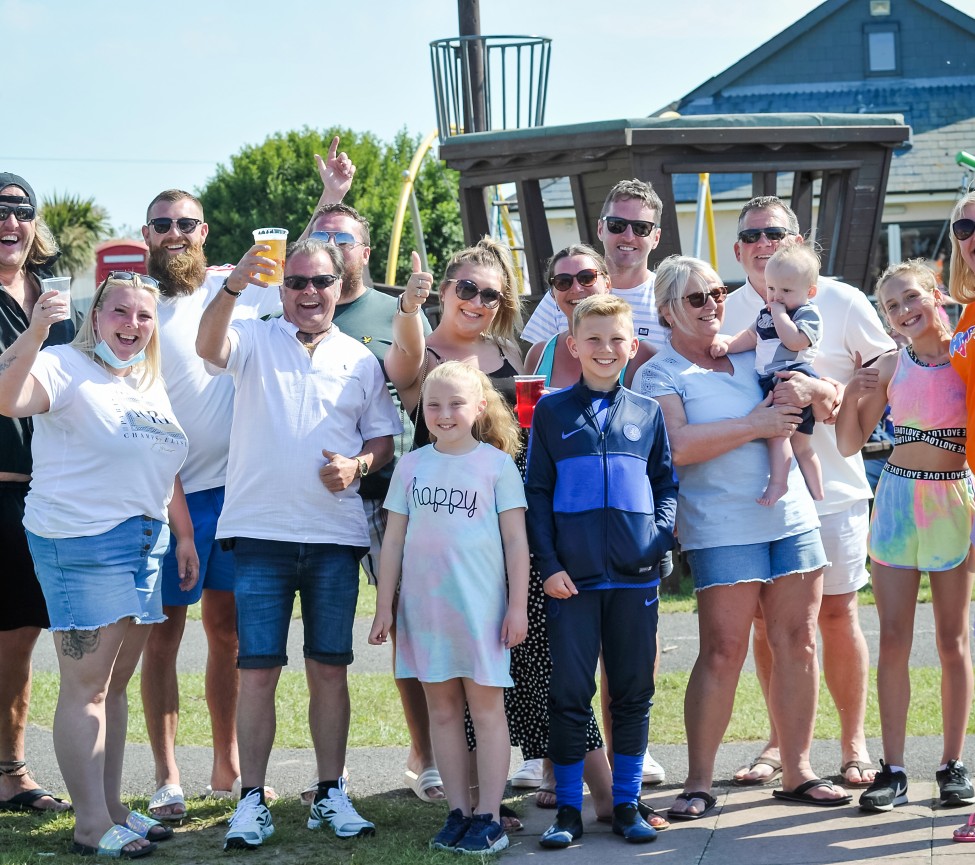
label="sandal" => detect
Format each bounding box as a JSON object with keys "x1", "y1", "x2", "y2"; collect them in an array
[
  {"x1": 147, "y1": 784, "x2": 185, "y2": 822},
  {"x1": 733, "y1": 756, "x2": 782, "y2": 787},
  {"x1": 534, "y1": 786, "x2": 557, "y2": 809},
  {"x1": 0, "y1": 760, "x2": 72, "y2": 813},
  {"x1": 840, "y1": 760, "x2": 877, "y2": 787},
  {"x1": 500, "y1": 804, "x2": 523, "y2": 832},
  {"x1": 954, "y1": 813, "x2": 975, "y2": 842},
  {"x1": 71, "y1": 825, "x2": 156, "y2": 859},
  {"x1": 125, "y1": 812, "x2": 173, "y2": 843}
]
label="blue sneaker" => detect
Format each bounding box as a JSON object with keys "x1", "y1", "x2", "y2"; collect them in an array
[
  {"x1": 431, "y1": 809, "x2": 472, "y2": 850},
  {"x1": 612, "y1": 802, "x2": 657, "y2": 843},
  {"x1": 539, "y1": 805, "x2": 583, "y2": 849},
  {"x1": 454, "y1": 813, "x2": 508, "y2": 855}
]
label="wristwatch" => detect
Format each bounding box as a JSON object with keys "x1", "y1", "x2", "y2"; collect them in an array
[
  {"x1": 355, "y1": 456, "x2": 369, "y2": 478},
  {"x1": 221, "y1": 278, "x2": 243, "y2": 298}
]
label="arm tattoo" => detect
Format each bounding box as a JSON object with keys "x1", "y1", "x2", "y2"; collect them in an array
[
  {"x1": 60, "y1": 629, "x2": 101, "y2": 660},
  {"x1": 0, "y1": 353, "x2": 16, "y2": 376}
]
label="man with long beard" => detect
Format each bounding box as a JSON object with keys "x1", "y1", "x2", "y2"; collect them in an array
[{"x1": 139, "y1": 189, "x2": 282, "y2": 820}]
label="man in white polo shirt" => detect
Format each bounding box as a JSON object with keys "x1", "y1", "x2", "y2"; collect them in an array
[
  {"x1": 721, "y1": 195, "x2": 895, "y2": 789},
  {"x1": 197, "y1": 236, "x2": 400, "y2": 851}
]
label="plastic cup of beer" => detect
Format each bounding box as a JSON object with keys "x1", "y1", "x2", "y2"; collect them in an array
[
  {"x1": 514, "y1": 375, "x2": 546, "y2": 429},
  {"x1": 41, "y1": 276, "x2": 71, "y2": 321},
  {"x1": 252, "y1": 227, "x2": 288, "y2": 286}
]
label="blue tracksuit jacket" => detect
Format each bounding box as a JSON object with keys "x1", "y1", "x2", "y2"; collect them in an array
[{"x1": 525, "y1": 380, "x2": 678, "y2": 590}]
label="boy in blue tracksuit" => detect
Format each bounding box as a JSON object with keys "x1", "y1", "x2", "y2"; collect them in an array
[{"x1": 525, "y1": 294, "x2": 677, "y2": 848}]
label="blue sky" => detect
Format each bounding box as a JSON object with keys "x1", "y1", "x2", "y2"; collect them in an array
[{"x1": 5, "y1": 0, "x2": 975, "y2": 233}]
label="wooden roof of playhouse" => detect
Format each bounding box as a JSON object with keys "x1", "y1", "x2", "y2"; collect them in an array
[{"x1": 437, "y1": 113, "x2": 911, "y2": 296}]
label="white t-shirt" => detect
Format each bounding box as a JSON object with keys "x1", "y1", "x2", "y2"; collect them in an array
[
  {"x1": 24, "y1": 346, "x2": 187, "y2": 538},
  {"x1": 722, "y1": 277, "x2": 895, "y2": 514},
  {"x1": 214, "y1": 318, "x2": 402, "y2": 545},
  {"x1": 636, "y1": 346, "x2": 819, "y2": 550},
  {"x1": 157, "y1": 267, "x2": 281, "y2": 494},
  {"x1": 521, "y1": 278, "x2": 669, "y2": 348}
]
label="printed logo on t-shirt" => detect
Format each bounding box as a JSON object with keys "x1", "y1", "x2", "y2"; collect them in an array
[
  {"x1": 950, "y1": 326, "x2": 975, "y2": 358},
  {"x1": 122, "y1": 408, "x2": 187, "y2": 452},
  {"x1": 410, "y1": 477, "x2": 477, "y2": 517},
  {"x1": 638, "y1": 327, "x2": 649, "y2": 337}
]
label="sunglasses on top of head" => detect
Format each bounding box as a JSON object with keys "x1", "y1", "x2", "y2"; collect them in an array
[
  {"x1": 601, "y1": 216, "x2": 656, "y2": 237},
  {"x1": 146, "y1": 217, "x2": 203, "y2": 235},
  {"x1": 952, "y1": 218, "x2": 975, "y2": 241},
  {"x1": 446, "y1": 278, "x2": 503, "y2": 309},
  {"x1": 549, "y1": 269, "x2": 604, "y2": 292},
  {"x1": 736, "y1": 227, "x2": 796, "y2": 244},
  {"x1": 0, "y1": 203, "x2": 36, "y2": 222},
  {"x1": 683, "y1": 286, "x2": 729, "y2": 308},
  {"x1": 283, "y1": 274, "x2": 340, "y2": 291}
]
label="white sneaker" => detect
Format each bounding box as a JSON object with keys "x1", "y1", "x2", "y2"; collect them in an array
[
  {"x1": 308, "y1": 777, "x2": 376, "y2": 838},
  {"x1": 224, "y1": 788, "x2": 274, "y2": 850},
  {"x1": 642, "y1": 749, "x2": 666, "y2": 785},
  {"x1": 509, "y1": 758, "x2": 545, "y2": 788}
]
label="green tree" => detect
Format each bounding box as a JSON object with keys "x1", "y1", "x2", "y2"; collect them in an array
[
  {"x1": 197, "y1": 127, "x2": 463, "y2": 285},
  {"x1": 40, "y1": 192, "x2": 111, "y2": 278}
]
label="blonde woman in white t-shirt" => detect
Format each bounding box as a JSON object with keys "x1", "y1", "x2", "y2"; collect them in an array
[{"x1": 0, "y1": 272, "x2": 197, "y2": 859}]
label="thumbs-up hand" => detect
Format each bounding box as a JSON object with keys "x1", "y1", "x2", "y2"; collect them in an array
[
  {"x1": 319, "y1": 448, "x2": 358, "y2": 492},
  {"x1": 401, "y1": 251, "x2": 434, "y2": 315},
  {"x1": 846, "y1": 350, "x2": 879, "y2": 400}
]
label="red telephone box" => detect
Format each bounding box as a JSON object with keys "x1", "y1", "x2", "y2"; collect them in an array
[{"x1": 95, "y1": 239, "x2": 149, "y2": 284}]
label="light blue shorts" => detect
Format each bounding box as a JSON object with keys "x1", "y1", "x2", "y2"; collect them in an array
[
  {"x1": 686, "y1": 528, "x2": 827, "y2": 592},
  {"x1": 27, "y1": 515, "x2": 170, "y2": 631},
  {"x1": 161, "y1": 487, "x2": 234, "y2": 606}
]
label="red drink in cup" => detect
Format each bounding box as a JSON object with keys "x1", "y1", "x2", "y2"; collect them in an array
[{"x1": 515, "y1": 375, "x2": 546, "y2": 428}]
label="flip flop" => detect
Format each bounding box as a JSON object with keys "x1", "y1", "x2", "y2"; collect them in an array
[
  {"x1": 125, "y1": 811, "x2": 173, "y2": 843},
  {"x1": 71, "y1": 824, "x2": 156, "y2": 859},
  {"x1": 772, "y1": 778, "x2": 852, "y2": 807},
  {"x1": 953, "y1": 813, "x2": 975, "y2": 842},
  {"x1": 404, "y1": 768, "x2": 445, "y2": 803},
  {"x1": 534, "y1": 786, "x2": 557, "y2": 809},
  {"x1": 147, "y1": 784, "x2": 185, "y2": 822},
  {"x1": 0, "y1": 787, "x2": 72, "y2": 813},
  {"x1": 597, "y1": 802, "x2": 670, "y2": 830},
  {"x1": 733, "y1": 756, "x2": 783, "y2": 787},
  {"x1": 840, "y1": 760, "x2": 877, "y2": 787},
  {"x1": 667, "y1": 791, "x2": 718, "y2": 821},
  {"x1": 500, "y1": 804, "x2": 523, "y2": 832}
]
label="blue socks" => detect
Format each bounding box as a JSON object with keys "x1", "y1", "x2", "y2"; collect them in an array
[
  {"x1": 612, "y1": 752, "x2": 644, "y2": 807},
  {"x1": 552, "y1": 760, "x2": 585, "y2": 811}
]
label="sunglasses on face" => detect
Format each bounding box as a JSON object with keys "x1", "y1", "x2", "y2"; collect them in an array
[
  {"x1": 146, "y1": 217, "x2": 203, "y2": 235},
  {"x1": 683, "y1": 286, "x2": 729, "y2": 308},
  {"x1": 283, "y1": 273, "x2": 340, "y2": 290},
  {"x1": 447, "y1": 278, "x2": 503, "y2": 309},
  {"x1": 952, "y1": 218, "x2": 975, "y2": 241},
  {"x1": 0, "y1": 204, "x2": 36, "y2": 222},
  {"x1": 549, "y1": 269, "x2": 603, "y2": 292},
  {"x1": 602, "y1": 216, "x2": 656, "y2": 237},
  {"x1": 736, "y1": 227, "x2": 796, "y2": 244},
  {"x1": 309, "y1": 230, "x2": 361, "y2": 248}
]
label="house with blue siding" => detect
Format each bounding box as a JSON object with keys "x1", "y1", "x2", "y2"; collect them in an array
[{"x1": 660, "y1": 0, "x2": 975, "y2": 284}]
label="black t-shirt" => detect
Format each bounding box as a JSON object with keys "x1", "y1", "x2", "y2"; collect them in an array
[{"x1": 0, "y1": 265, "x2": 75, "y2": 475}]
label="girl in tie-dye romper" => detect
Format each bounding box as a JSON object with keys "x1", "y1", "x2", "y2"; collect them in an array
[
  {"x1": 836, "y1": 260, "x2": 975, "y2": 815},
  {"x1": 368, "y1": 362, "x2": 529, "y2": 855}
]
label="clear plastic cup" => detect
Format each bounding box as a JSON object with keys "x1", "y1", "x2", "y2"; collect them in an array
[{"x1": 252, "y1": 227, "x2": 289, "y2": 286}]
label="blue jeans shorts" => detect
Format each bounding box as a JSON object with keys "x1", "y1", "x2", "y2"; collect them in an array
[
  {"x1": 686, "y1": 528, "x2": 828, "y2": 592},
  {"x1": 27, "y1": 515, "x2": 170, "y2": 631},
  {"x1": 231, "y1": 538, "x2": 362, "y2": 669},
  {"x1": 161, "y1": 487, "x2": 234, "y2": 606}
]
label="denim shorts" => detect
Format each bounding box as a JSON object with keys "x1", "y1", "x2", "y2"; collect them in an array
[
  {"x1": 231, "y1": 538, "x2": 362, "y2": 669},
  {"x1": 686, "y1": 528, "x2": 828, "y2": 592},
  {"x1": 161, "y1": 487, "x2": 234, "y2": 606},
  {"x1": 27, "y1": 515, "x2": 170, "y2": 631}
]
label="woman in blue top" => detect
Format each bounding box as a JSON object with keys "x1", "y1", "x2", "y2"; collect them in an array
[{"x1": 637, "y1": 255, "x2": 845, "y2": 818}]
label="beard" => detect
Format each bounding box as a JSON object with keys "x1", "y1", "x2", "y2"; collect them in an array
[{"x1": 147, "y1": 243, "x2": 208, "y2": 297}]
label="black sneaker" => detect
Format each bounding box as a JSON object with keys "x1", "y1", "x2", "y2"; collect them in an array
[
  {"x1": 937, "y1": 760, "x2": 975, "y2": 807},
  {"x1": 612, "y1": 802, "x2": 657, "y2": 844},
  {"x1": 431, "y1": 808, "x2": 472, "y2": 850},
  {"x1": 859, "y1": 760, "x2": 908, "y2": 812},
  {"x1": 539, "y1": 805, "x2": 583, "y2": 849},
  {"x1": 454, "y1": 813, "x2": 508, "y2": 855}
]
